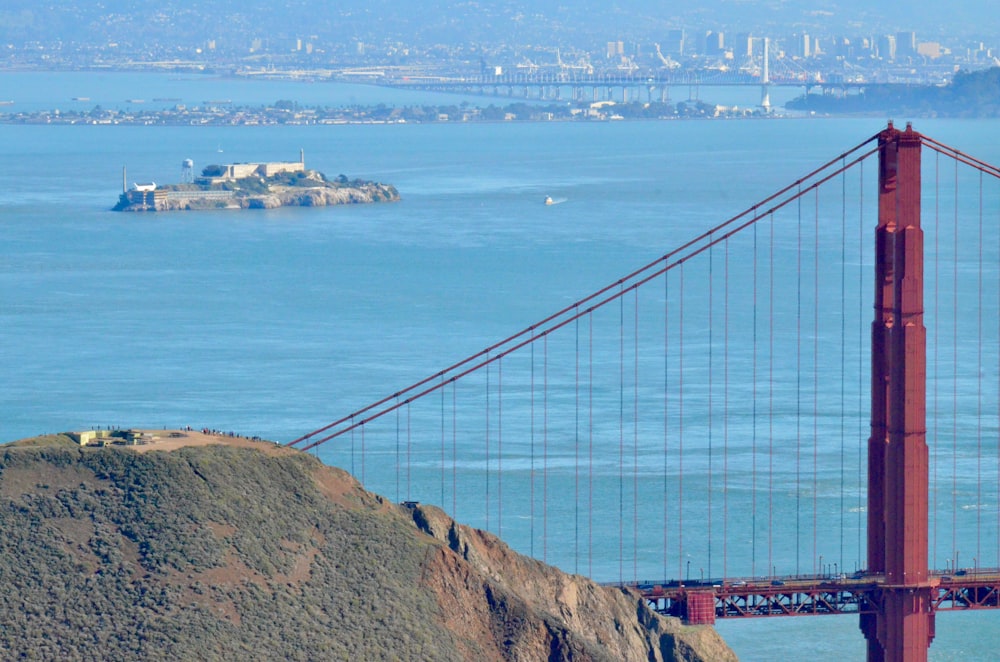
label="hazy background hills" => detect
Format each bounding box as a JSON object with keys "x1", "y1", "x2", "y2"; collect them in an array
[{"x1": 1, "y1": 1, "x2": 997, "y2": 52}]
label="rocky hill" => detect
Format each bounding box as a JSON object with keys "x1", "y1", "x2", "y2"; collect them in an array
[{"x1": 0, "y1": 433, "x2": 736, "y2": 661}]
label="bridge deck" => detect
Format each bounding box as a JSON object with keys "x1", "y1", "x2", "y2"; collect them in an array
[{"x1": 619, "y1": 570, "x2": 1000, "y2": 624}]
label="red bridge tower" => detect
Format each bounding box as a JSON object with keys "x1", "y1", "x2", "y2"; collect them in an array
[{"x1": 861, "y1": 122, "x2": 933, "y2": 661}]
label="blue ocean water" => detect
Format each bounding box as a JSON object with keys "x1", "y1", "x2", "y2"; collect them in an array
[{"x1": 2, "y1": 71, "x2": 1000, "y2": 659}]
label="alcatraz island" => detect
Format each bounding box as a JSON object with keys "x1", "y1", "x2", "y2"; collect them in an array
[{"x1": 113, "y1": 150, "x2": 399, "y2": 212}]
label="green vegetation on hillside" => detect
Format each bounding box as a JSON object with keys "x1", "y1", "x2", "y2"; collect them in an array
[{"x1": 0, "y1": 444, "x2": 460, "y2": 661}]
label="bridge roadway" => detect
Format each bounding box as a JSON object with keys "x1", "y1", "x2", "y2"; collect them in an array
[
  {"x1": 374, "y1": 73, "x2": 882, "y2": 105},
  {"x1": 376, "y1": 71, "x2": 868, "y2": 93},
  {"x1": 613, "y1": 570, "x2": 1000, "y2": 624}
]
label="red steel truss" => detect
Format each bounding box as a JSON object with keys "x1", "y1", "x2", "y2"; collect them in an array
[{"x1": 630, "y1": 570, "x2": 1000, "y2": 623}]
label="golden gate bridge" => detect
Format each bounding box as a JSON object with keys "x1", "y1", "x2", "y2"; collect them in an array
[{"x1": 290, "y1": 123, "x2": 1000, "y2": 661}]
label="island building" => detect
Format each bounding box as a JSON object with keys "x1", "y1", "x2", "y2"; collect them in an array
[
  {"x1": 195, "y1": 149, "x2": 306, "y2": 185},
  {"x1": 119, "y1": 150, "x2": 306, "y2": 209}
]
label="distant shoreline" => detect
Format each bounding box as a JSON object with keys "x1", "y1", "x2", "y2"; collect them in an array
[{"x1": 0, "y1": 99, "x2": 789, "y2": 126}]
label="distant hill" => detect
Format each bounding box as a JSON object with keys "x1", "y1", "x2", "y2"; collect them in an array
[
  {"x1": 788, "y1": 66, "x2": 1000, "y2": 117},
  {"x1": 0, "y1": 433, "x2": 734, "y2": 661}
]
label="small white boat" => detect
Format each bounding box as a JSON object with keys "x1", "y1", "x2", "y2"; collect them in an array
[{"x1": 544, "y1": 195, "x2": 554, "y2": 205}]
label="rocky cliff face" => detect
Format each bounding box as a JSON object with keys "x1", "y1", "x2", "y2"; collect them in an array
[
  {"x1": 410, "y1": 504, "x2": 736, "y2": 662},
  {"x1": 0, "y1": 434, "x2": 735, "y2": 661},
  {"x1": 243, "y1": 181, "x2": 399, "y2": 209}
]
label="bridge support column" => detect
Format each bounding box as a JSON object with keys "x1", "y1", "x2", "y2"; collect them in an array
[
  {"x1": 683, "y1": 590, "x2": 716, "y2": 625},
  {"x1": 862, "y1": 122, "x2": 934, "y2": 662}
]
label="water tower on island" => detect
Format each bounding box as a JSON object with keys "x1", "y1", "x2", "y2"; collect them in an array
[{"x1": 181, "y1": 158, "x2": 194, "y2": 183}]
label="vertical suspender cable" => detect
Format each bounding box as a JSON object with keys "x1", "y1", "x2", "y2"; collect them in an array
[
  {"x1": 679, "y1": 264, "x2": 685, "y2": 580},
  {"x1": 856, "y1": 161, "x2": 865, "y2": 564},
  {"x1": 406, "y1": 403, "x2": 411, "y2": 501},
  {"x1": 531, "y1": 342, "x2": 536, "y2": 558},
  {"x1": 814, "y1": 187, "x2": 820, "y2": 575},
  {"x1": 440, "y1": 378, "x2": 445, "y2": 507},
  {"x1": 723, "y1": 237, "x2": 730, "y2": 581},
  {"x1": 498, "y1": 356, "x2": 503, "y2": 538},
  {"x1": 840, "y1": 159, "x2": 847, "y2": 569},
  {"x1": 953, "y1": 159, "x2": 959, "y2": 562},
  {"x1": 543, "y1": 333, "x2": 549, "y2": 563},
  {"x1": 977, "y1": 170, "x2": 983, "y2": 564},
  {"x1": 708, "y1": 240, "x2": 714, "y2": 579},
  {"x1": 634, "y1": 288, "x2": 640, "y2": 581},
  {"x1": 350, "y1": 417, "x2": 355, "y2": 478},
  {"x1": 796, "y1": 189, "x2": 803, "y2": 576},
  {"x1": 486, "y1": 356, "x2": 491, "y2": 532},
  {"x1": 395, "y1": 398, "x2": 400, "y2": 503},
  {"x1": 664, "y1": 265, "x2": 670, "y2": 581},
  {"x1": 769, "y1": 212, "x2": 775, "y2": 577},
  {"x1": 752, "y1": 223, "x2": 759, "y2": 578},
  {"x1": 589, "y1": 313, "x2": 594, "y2": 577},
  {"x1": 619, "y1": 290, "x2": 625, "y2": 583},
  {"x1": 452, "y1": 381, "x2": 457, "y2": 519},
  {"x1": 575, "y1": 311, "x2": 581, "y2": 574},
  {"x1": 933, "y1": 152, "x2": 940, "y2": 568}
]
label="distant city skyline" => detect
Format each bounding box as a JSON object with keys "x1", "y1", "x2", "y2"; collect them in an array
[
  {"x1": 0, "y1": 0, "x2": 997, "y2": 91},
  {"x1": 1, "y1": 0, "x2": 999, "y2": 49}
]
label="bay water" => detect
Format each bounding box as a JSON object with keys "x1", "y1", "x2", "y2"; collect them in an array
[{"x1": 2, "y1": 71, "x2": 999, "y2": 659}]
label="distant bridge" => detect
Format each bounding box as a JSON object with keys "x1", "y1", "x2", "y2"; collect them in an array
[{"x1": 374, "y1": 70, "x2": 877, "y2": 105}]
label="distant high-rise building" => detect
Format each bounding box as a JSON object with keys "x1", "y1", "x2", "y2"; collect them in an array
[
  {"x1": 879, "y1": 34, "x2": 897, "y2": 60},
  {"x1": 895, "y1": 31, "x2": 917, "y2": 58},
  {"x1": 789, "y1": 33, "x2": 811, "y2": 58},
  {"x1": 733, "y1": 33, "x2": 754, "y2": 59},
  {"x1": 664, "y1": 29, "x2": 685, "y2": 56},
  {"x1": 702, "y1": 30, "x2": 725, "y2": 56},
  {"x1": 606, "y1": 41, "x2": 624, "y2": 58}
]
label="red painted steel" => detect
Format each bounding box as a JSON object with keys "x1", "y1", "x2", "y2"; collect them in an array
[
  {"x1": 684, "y1": 590, "x2": 716, "y2": 624},
  {"x1": 861, "y1": 122, "x2": 933, "y2": 662},
  {"x1": 630, "y1": 571, "x2": 1000, "y2": 621}
]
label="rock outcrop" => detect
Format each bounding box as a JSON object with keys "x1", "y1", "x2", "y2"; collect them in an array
[{"x1": 410, "y1": 503, "x2": 737, "y2": 662}]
